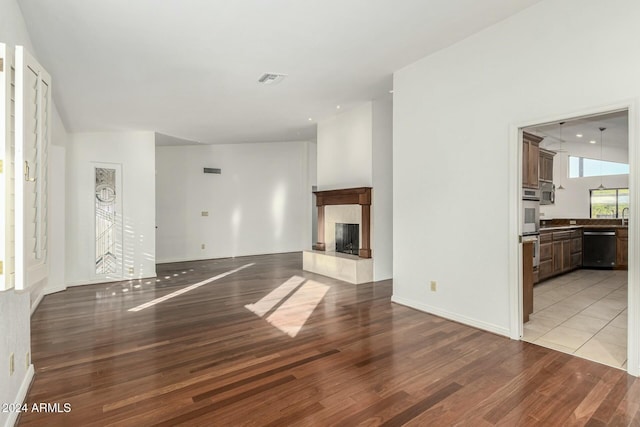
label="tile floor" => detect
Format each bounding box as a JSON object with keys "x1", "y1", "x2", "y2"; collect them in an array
[{"x1": 523, "y1": 269, "x2": 627, "y2": 369}]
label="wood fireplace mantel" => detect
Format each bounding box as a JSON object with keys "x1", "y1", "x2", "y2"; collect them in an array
[{"x1": 313, "y1": 187, "x2": 372, "y2": 258}]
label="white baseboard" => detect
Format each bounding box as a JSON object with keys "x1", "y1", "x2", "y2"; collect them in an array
[
  {"x1": 44, "y1": 285, "x2": 67, "y2": 295},
  {"x1": 65, "y1": 274, "x2": 157, "y2": 288},
  {"x1": 156, "y1": 250, "x2": 303, "y2": 265},
  {"x1": 391, "y1": 295, "x2": 511, "y2": 338},
  {"x1": 30, "y1": 292, "x2": 44, "y2": 316},
  {"x1": 4, "y1": 364, "x2": 34, "y2": 427}
]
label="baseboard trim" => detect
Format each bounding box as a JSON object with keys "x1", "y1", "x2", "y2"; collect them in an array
[
  {"x1": 4, "y1": 364, "x2": 34, "y2": 427},
  {"x1": 30, "y1": 292, "x2": 44, "y2": 316},
  {"x1": 391, "y1": 295, "x2": 510, "y2": 338},
  {"x1": 65, "y1": 274, "x2": 157, "y2": 288},
  {"x1": 157, "y1": 250, "x2": 303, "y2": 265},
  {"x1": 44, "y1": 285, "x2": 67, "y2": 296}
]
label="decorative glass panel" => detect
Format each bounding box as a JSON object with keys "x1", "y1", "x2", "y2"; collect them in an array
[{"x1": 95, "y1": 168, "x2": 117, "y2": 274}]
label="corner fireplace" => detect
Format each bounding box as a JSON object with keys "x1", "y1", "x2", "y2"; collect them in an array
[
  {"x1": 335, "y1": 223, "x2": 359, "y2": 255},
  {"x1": 312, "y1": 187, "x2": 372, "y2": 258}
]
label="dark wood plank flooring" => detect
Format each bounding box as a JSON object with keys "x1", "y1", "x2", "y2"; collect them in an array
[{"x1": 19, "y1": 253, "x2": 640, "y2": 426}]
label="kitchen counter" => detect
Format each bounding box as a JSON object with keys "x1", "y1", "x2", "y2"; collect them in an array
[
  {"x1": 539, "y1": 225, "x2": 583, "y2": 231},
  {"x1": 540, "y1": 225, "x2": 628, "y2": 231}
]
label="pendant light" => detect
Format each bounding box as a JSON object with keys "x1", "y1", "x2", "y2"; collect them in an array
[
  {"x1": 597, "y1": 127, "x2": 606, "y2": 190},
  {"x1": 557, "y1": 121, "x2": 565, "y2": 190}
]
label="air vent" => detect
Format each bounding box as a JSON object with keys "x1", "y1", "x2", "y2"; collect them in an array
[
  {"x1": 258, "y1": 73, "x2": 287, "y2": 85},
  {"x1": 204, "y1": 168, "x2": 221, "y2": 174}
]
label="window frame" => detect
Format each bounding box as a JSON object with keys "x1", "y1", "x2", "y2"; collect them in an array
[
  {"x1": 569, "y1": 155, "x2": 629, "y2": 178},
  {"x1": 589, "y1": 187, "x2": 629, "y2": 219}
]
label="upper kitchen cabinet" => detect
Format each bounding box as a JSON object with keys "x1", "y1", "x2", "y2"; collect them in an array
[
  {"x1": 539, "y1": 149, "x2": 556, "y2": 183},
  {"x1": 523, "y1": 132, "x2": 542, "y2": 188}
]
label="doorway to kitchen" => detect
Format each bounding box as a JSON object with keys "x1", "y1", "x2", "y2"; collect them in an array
[{"x1": 517, "y1": 108, "x2": 632, "y2": 371}]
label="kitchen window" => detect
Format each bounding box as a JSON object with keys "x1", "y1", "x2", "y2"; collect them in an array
[
  {"x1": 590, "y1": 188, "x2": 629, "y2": 218},
  {"x1": 569, "y1": 156, "x2": 629, "y2": 178}
]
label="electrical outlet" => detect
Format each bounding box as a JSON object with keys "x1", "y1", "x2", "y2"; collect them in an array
[
  {"x1": 25, "y1": 352, "x2": 30, "y2": 368},
  {"x1": 201, "y1": 244, "x2": 205, "y2": 250},
  {"x1": 430, "y1": 281, "x2": 437, "y2": 292},
  {"x1": 570, "y1": 220, "x2": 576, "y2": 225},
  {"x1": 129, "y1": 267, "x2": 134, "y2": 274},
  {"x1": 201, "y1": 211, "x2": 209, "y2": 217},
  {"x1": 9, "y1": 353, "x2": 14, "y2": 375}
]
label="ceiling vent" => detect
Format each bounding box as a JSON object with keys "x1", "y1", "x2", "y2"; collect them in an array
[{"x1": 258, "y1": 73, "x2": 287, "y2": 85}]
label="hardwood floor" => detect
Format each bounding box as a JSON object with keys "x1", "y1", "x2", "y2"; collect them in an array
[{"x1": 20, "y1": 253, "x2": 640, "y2": 426}]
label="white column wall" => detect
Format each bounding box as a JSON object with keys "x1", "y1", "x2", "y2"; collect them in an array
[{"x1": 393, "y1": 0, "x2": 640, "y2": 337}]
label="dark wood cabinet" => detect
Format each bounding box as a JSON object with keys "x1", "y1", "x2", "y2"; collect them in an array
[
  {"x1": 562, "y1": 240, "x2": 571, "y2": 271},
  {"x1": 523, "y1": 241, "x2": 534, "y2": 323},
  {"x1": 538, "y1": 228, "x2": 582, "y2": 282},
  {"x1": 552, "y1": 241, "x2": 563, "y2": 274},
  {"x1": 523, "y1": 132, "x2": 542, "y2": 189},
  {"x1": 539, "y1": 149, "x2": 555, "y2": 183},
  {"x1": 571, "y1": 237, "x2": 582, "y2": 269},
  {"x1": 538, "y1": 231, "x2": 553, "y2": 282},
  {"x1": 616, "y1": 228, "x2": 628, "y2": 269}
]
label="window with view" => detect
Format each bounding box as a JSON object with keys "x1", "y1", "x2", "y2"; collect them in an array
[
  {"x1": 569, "y1": 156, "x2": 629, "y2": 178},
  {"x1": 590, "y1": 188, "x2": 629, "y2": 218}
]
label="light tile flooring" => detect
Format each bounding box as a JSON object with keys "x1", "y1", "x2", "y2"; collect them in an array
[{"x1": 523, "y1": 269, "x2": 627, "y2": 369}]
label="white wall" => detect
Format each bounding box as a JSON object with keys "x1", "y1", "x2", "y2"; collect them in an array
[
  {"x1": 307, "y1": 142, "x2": 317, "y2": 248},
  {"x1": 47, "y1": 144, "x2": 66, "y2": 293},
  {"x1": 316, "y1": 100, "x2": 393, "y2": 281},
  {"x1": 0, "y1": 0, "x2": 39, "y2": 424},
  {"x1": 317, "y1": 103, "x2": 373, "y2": 190},
  {"x1": 393, "y1": 0, "x2": 640, "y2": 336},
  {"x1": 541, "y1": 140, "x2": 629, "y2": 218},
  {"x1": 66, "y1": 132, "x2": 156, "y2": 285},
  {"x1": 156, "y1": 141, "x2": 312, "y2": 263},
  {"x1": 372, "y1": 97, "x2": 393, "y2": 280}
]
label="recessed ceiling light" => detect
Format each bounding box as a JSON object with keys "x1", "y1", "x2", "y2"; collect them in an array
[
  {"x1": 389, "y1": 90, "x2": 394, "y2": 94},
  {"x1": 576, "y1": 134, "x2": 583, "y2": 138},
  {"x1": 336, "y1": 105, "x2": 341, "y2": 109},
  {"x1": 308, "y1": 117, "x2": 313, "y2": 121},
  {"x1": 590, "y1": 140, "x2": 597, "y2": 144}
]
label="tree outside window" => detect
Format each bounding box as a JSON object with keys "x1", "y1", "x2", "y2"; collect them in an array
[{"x1": 590, "y1": 188, "x2": 629, "y2": 218}]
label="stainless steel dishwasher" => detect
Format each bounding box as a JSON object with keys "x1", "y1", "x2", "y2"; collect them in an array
[{"x1": 582, "y1": 230, "x2": 617, "y2": 268}]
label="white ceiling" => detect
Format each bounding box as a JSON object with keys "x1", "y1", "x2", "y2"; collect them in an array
[
  {"x1": 19, "y1": 0, "x2": 542, "y2": 144},
  {"x1": 526, "y1": 110, "x2": 629, "y2": 151}
]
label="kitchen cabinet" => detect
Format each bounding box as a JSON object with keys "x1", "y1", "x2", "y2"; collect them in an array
[
  {"x1": 570, "y1": 229, "x2": 583, "y2": 269},
  {"x1": 538, "y1": 228, "x2": 582, "y2": 282},
  {"x1": 538, "y1": 231, "x2": 553, "y2": 281},
  {"x1": 553, "y1": 231, "x2": 571, "y2": 274},
  {"x1": 523, "y1": 132, "x2": 542, "y2": 189},
  {"x1": 616, "y1": 228, "x2": 628, "y2": 270},
  {"x1": 523, "y1": 241, "x2": 534, "y2": 323},
  {"x1": 539, "y1": 149, "x2": 555, "y2": 183}
]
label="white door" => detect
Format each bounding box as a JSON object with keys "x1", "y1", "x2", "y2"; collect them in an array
[{"x1": 14, "y1": 46, "x2": 50, "y2": 291}]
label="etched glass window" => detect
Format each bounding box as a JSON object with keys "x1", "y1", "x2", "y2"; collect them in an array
[{"x1": 95, "y1": 168, "x2": 117, "y2": 274}]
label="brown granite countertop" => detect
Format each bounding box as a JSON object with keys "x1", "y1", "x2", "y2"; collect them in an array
[{"x1": 540, "y1": 224, "x2": 628, "y2": 231}]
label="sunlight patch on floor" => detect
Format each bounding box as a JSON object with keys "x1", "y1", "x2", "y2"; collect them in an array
[
  {"x1": 246, "y1": 276, "x2": 329, "y2": 337},
  {"x1": 128, "y1": 263, "x2": 255, "y2": 312},
  {"x1": 245, "y1": 275, "x2": 306, "y2": 317}
]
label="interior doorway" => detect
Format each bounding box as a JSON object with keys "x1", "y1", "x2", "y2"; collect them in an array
[{"x1": 518, "y1": 109, "x2": 631, "y2": 371}]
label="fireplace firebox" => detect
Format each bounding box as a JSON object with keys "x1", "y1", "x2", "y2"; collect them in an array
[{"x1": 335, "y1": 223, "x2": 359, "y2": 255}]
